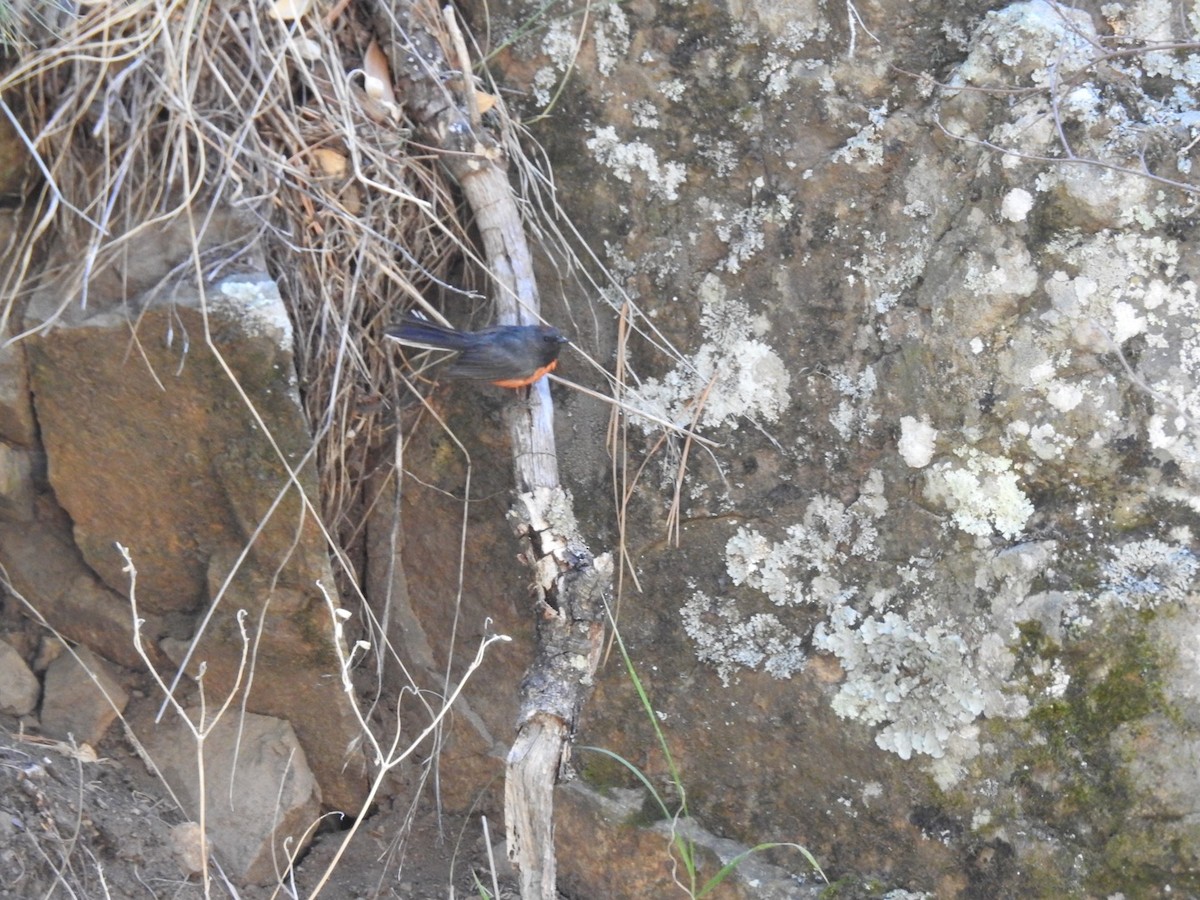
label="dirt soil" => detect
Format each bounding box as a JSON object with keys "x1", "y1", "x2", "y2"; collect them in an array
[{"x1": 0, "y1": 720, "x2": 519, "y2": 899}]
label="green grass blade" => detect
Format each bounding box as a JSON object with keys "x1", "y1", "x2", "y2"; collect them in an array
[
  {"x1": 604, "y1": 608, "x2": 688, "y2": 811},
  {"x1": 578, "y1": 744, "x2": 674, "y2": 821},
  {"x1": 696, "y1": 842, "x2": 829, "y2": 898}
]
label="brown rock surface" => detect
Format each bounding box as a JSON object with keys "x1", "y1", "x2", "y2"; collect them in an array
[
  {"x1": 141, "y1": 708, "x2": 321, "y2": 884},
  {"x1": 40, "y1": 645, "x2": 128, "y2": 746},
  {"x1": 0, "y1": 639, "x2": 38, "y2": 716},
  {"x1": 19, "y1": 216, "x2": 367, "y2": 811}
]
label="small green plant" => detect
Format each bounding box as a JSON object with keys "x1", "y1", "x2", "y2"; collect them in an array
[{"x1": 582, "y1": 613, "x2": 827, "y2": 898}]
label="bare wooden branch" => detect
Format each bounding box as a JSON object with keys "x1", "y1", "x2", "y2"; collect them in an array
[
  {"x1": 380, "y1": 4, "x2": 609, "y2": 896},
  {"x1": 504, "y1": 715, "x2": 566, "y2": 898}
]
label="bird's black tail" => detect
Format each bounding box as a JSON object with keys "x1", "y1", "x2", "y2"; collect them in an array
[{"x1": 384, "y1": 316, "x2": 474, "y2": 352}]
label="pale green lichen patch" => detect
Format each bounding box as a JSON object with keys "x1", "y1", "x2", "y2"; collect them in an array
[
  {"x1": 681, "y1": 594, "x2": 807, "y2": 686},
  {"x1": 633, "y1": 274, "x2": 791, "y2": 431},
  {"x1": 924, "y1": 449, "x2": 1035, "y2": 541},
  {"x1": 586, "y1": 126, "x2": 688, "y2": 201},
  {"x1": 1100, "y1": 534, "x2": 1199, "y2": 610},
  {"x1": 725, "y1": 476, "x2": 886, "y2": 608},
  {"x1": 952, "y1": 1, "x2": 1097, "y2": 91},
  {"x1": 531, "y1": 2, "x2": 629, "y2": 106},
  {"x1": 681, "y1": 471, "x2": 888, "y2": 686},
  {"x1": 214, "y1": 275, "x2": 293, "y2": 352},
  {"x1": 829, "y1": 366, "x2": 880, "y2": 442},
  {"x1": 814, "y1": 609, "x2": 1028, "y2": 764},
  {"x1": 898, "y1": 416, "x2": 938, "y2": 469},
  {"x1": 831, "y1": 103, "x2": 890, "y2": 168},
  {"x1": 700, "y1": 190, "x2": 796, "y2": 274}
]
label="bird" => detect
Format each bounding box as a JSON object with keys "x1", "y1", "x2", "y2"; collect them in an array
[{"x1": 385, "y1": 315, "x2": 569, "y2": 389}]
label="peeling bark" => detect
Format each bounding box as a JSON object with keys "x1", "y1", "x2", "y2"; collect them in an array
[{"x1": 380, "y1": 4, "x2": 609, "y2": 897}]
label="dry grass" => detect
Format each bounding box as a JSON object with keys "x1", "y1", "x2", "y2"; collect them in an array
[
  {"x1": 0, "y1": 0, "x2": 722, "y2": 705},
  {"x1": 0, "y1": 1, "x2": 476, "y2": 585},
  {"x1": 0, "y1": 2, "x2": 494, "y2": 891},
  {"x1": 0, "y1": 0, "x2": 693, "y2": 582},
  {"x1": 0, "y1": 0, "x2": 719, "y2": 891}
]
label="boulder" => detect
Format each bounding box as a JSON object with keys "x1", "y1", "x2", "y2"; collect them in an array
[
  {"x1": 21, "y1": 213, "x2": 367, "y2": 810},
  {"x1": 40, "y1": 646, "x2": 127, "y2": 746},
  {"x1": 142, "y1": 708, "x2": 321, "y2": 884},
  {"x1": 0, "y1": 638, "x2": 38, "y2": 716}
]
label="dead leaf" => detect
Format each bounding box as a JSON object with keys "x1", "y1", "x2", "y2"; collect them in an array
[
  {"x1": 363, "y1": 41, "x2": 396, "y2": 106},
  {"x1": 312, "y1": 148, "x2": 348, "y2": 177},
  {"x1": 18, "y1": 734, "x2": 102, "y2": 763},
  {"x1": 289, "y1": 36, "x2": 322, "y2": 61},
  {"x1": 475, "y1": 91, "x2": 497, "y2": 115},
  {"x1": 340, "y1": 183, "x2": 363, "y2": 217},
  {"x1": 269, "y1": 0, "x2": 312, "y2": 21}
]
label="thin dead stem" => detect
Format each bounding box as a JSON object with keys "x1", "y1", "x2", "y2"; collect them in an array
[{"x1": 308, "y1": 582, "x2": 510, "y2": 899}]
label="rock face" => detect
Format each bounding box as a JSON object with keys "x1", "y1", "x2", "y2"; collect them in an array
[
  {"x1": 0, "y1": 521, "x2": 166, "y2": 671},
  {"x1": 1, "y1": 0, "x2": 1199, "y2": 896},
  {"x1": 0, "y1": 639, "x2": 38, "y2": 716},
  {"x1": 40, "y1": 646, "x2": 128, "y2": 746},
  {"x1": 142, "y1": 708, "x2": 322, "y2": 884},
  {"x1": 386, "y1": 0, "x2": 1198, "y2": 895},
  {"x1": 25, "y1": 260, "x2": 316, "y2": 615},
  {"x1": 5, "y1": 213, "x2": 367, "y2": 812}
]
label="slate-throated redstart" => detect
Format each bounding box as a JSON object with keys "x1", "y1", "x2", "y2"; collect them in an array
[{"x1": 385, "y1": 315, "x2": 569, "y2": 389}]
